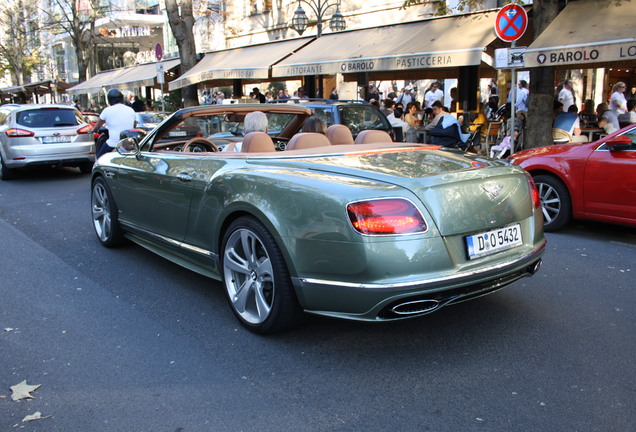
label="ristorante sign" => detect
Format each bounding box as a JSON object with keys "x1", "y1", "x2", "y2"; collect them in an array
[
  {"x1": 272, "y1": 49, "x2": 483, "y2": 77},
  {"x1": 525, "y1": 40, "x2": 636, "y2": 67}
]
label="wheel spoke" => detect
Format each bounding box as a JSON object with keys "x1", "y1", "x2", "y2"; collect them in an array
[
  {"x1": 224, "y1": 247, "x2": 250, "y2": 274},
  {"x1": 224, "y1": 227, "x2": 276, "y2": 325},
  {"x1": 233, "y1": 278, "x2": 254, "y2": 313}
]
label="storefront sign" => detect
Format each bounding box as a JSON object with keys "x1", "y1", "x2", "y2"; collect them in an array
[
  {"x1": 525, "y1": 41, "x2": 636, "y2": 67},
  {"x1": 99, "y1": 26, "x2": 152, "y2": 39},
  {"x1": 273, "y1": 50, "x2": 482, "y2": 77}
]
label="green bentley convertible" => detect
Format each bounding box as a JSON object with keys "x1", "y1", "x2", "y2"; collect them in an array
[{"x1": 91, "y1": 104, "x2": 546, "y2": 334}]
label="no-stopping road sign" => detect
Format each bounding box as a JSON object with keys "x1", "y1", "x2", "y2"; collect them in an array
[{"x1": 495, "y1": 4, "x2": 528, "y2": 43}]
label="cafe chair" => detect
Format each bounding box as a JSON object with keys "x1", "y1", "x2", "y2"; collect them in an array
[
  {"x1": 552, "y1": 128, "x2": 572, "y2": 144},
  {"x1": 480, "y1": 121, "x2": 502, "y2": 154}
]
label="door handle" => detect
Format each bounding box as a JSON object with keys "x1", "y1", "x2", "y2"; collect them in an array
[{"x1": 177, "y1": 173, "x2": 193, "y2": 182}]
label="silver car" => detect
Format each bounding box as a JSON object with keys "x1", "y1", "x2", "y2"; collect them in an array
[{"x1": 0, "y1": 104, "x2": 95, "y2": 180}]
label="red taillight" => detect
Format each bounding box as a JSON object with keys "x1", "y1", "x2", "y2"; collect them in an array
[
  {"x1": 347, "y1": 198, "x2": 427, "y2": 235},
  {"x1": 6, "y1": 128, "x2": 34, "y2": 138},
  {"x1": 528, "y1": 176, "x2": 541, "y2": 209},
  {"x1": 77, "y1": 124, "x2": 93, "y2": 135}
]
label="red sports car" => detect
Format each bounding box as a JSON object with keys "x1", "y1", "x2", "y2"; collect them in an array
[{"x1": 509, "y1": 124, "x2": 636, "y2": 231}]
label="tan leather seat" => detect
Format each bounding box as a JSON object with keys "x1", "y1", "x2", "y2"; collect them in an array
[
  {"x1": 326, "y1": 124, "x2": 354, "y2": 145},
  {"x1": 286, "y1": 132, "x2": 331, "y2": 150},
  {"x1": 241, "y1": 132, "x2": 276, "y2": 152},
  {"x1": 354, "y1": 129, "x2": 393, "y2": 144}
]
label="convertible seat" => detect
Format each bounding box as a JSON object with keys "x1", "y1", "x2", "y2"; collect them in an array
[
  {"x1": 286, "y1": 132, "x2": 331, "y2": 150},
  {"x1": 354, "y1": 129, "x2": 392, "y2": 144},
  {"x1": 241, "y1": 132, "x2": 276, "y2": 152},
  {"x1": 326, "y1": 124, "x2": 354, "y2": 145}
]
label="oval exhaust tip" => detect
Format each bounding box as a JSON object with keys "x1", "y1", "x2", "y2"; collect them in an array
[{"x1": 391, "y1": 299, "x2": 440, "y2": 315}]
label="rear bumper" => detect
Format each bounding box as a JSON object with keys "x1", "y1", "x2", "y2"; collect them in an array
[
  {"x1": 292, "y1": 240, "x2": 546, "y2": 321},
  {"x1": 5, "y1": 155, "x2": 94, "y2": 169}
]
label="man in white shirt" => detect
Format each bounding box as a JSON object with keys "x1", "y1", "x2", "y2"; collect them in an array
[
  {"x1": 92, "y1": 88, "x2": 137, "y2": 159},
  {"x1": 558, "y1": 79, "x2": 575, "y2": 112},
  {"x1": 515, "y1": 80, "x2": 529, "y2": 114},
  {"x1": 424, "y1": 82, "x2": 444, "y2": 108}
]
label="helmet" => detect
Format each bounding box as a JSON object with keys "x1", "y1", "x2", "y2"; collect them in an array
[{"x1": 107, "y1": 88, "x2": 124, "y2": 106}]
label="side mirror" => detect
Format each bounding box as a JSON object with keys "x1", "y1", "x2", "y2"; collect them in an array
[
  {"x1": 117, "y1": 137, "x2": 140, "y2": 154},
  {"x1": 606, "y1": 135, "x2": 633, "y2": 152}
]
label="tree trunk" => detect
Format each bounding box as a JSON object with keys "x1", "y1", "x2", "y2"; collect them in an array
[
  {"x1": 165, "y1": 0, "x2": 199, "y2": 107},
  {"x1": 525, "y1": 0, "x2": 560, "y2": 149}
]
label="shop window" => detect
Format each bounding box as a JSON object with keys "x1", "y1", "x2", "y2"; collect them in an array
[{"x1": 249, "y1": 0, "x2": 271, "y2": 15}]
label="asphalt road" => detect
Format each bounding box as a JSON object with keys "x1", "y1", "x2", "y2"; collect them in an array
[{"x1": 1, "y1": 167, "x2": 634, "y2": 432}]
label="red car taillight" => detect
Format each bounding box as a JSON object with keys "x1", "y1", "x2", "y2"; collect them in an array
[
  {"x1": 347, "y1": 198, "x2": 427, "y2": 235},
  {"x1": 77, "y1": 124, "x2": 93, "y2": 135},
  {"x1": 6, "y1": 128, "x2": 34, "y2": 137},
  {"x1": 528, "y1": 176, "x2": 541, "y2": 209}
]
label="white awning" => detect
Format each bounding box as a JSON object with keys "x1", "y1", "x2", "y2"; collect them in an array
[
  {"x1": 272, "y1": 10, "x2": 499, "y2": 77},
  {"x1": 168, "y1": 38, "x2": 313, "y2": 91},
  {"x1": 525, "y1": 0, "x2": 636, "y2": 68},
  {"x1": 67, "y1": 59, "x2": 180, "y2": 95}
]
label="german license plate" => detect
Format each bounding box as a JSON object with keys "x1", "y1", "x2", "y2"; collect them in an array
[
  {"x1": 42, "y1": 136, "x2": 71, "y2": 143},
  {"x1": 168, "y1": 131, "x2": 187, "y2": 137},
  {"x1": 466, "y1": 224, "x2": 522, "y2": 260}
]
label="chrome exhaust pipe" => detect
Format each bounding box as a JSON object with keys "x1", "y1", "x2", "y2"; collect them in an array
[
  {"x1": 390, "y1": 299, "x2": 440, "y2": 316},
  {"x1": 527, "y1": 259, "x2": 542, "y2": 275}
]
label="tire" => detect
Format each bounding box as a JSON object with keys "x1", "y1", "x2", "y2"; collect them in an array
[
  {"x1": 0, "y1": 154, "x2": 16, "y2": 180},
  {"x1": 533, "y1": 174, "x2": 572, "y2": 231},
  {"x1": 222, "y1": 216, "x2": 303, "y2": 334},
  {"x1": 91, "y1": 177, "x2": 126, "y2": 247}
]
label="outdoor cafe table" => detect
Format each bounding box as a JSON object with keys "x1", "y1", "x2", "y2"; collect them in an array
[{"x1": 581, "y1": 127, "x2": 604, "y2": 141}]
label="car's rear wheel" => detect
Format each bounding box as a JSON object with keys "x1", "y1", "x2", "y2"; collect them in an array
[
  {"x1": 0, "y1": 154, "x2": 16, "y2": 180},
  {"x1": 91, "y1": 177, "x2": 126, "y2": 247},
  {"x1": 534, "y1": 174, "x2": 572, "y2": 231},
  {"x1": 222, "y1": 216, "x2": 303, "y2": 334}
]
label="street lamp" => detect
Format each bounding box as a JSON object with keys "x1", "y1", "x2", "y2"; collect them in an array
[{"x1": 291, "y1": 0, "x2": 346, "y2": 37}]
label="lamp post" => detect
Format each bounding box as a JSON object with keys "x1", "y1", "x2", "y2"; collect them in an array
[
  {"x1": 290, "y1": 0, "x2": 346, "y2": 38},
  {"x1": 290, "y1": 0, "x2": 346, "y2": 98}
]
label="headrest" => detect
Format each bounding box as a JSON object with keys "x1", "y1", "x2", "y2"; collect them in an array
[
  {"x1": 326, "y1": 124, "x2": 354, "y2": 145},
  {"x1": 241, "y1": 132, "x2": 275, "y2": 152},
  {"x1": 353, "y1": 129, "x2": 393, "y2": 144},
  {"x1": 286, "y1": 132, "x2": 331, "y2": 150}
]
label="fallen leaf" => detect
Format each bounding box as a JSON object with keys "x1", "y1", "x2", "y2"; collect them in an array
[
  {"x1": 22, "y1": 411, "x2": 50, "y2": 422},
  {"x1": 10, "y1": 380, "x2": 41, "y2": 401}
]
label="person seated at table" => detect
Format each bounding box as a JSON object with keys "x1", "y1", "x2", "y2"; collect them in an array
[
  {"x1": 554, "y1": 105, "x2": 586, "y2": 141},
  {"x1": 618, "y1": 99, "x2": 636, "y2": 128},
  {"x1": 596, "y1": 103, "x2": 620, "y2": 135},
  {"x1": 386, "y1": 107, "x2": 410, "y2": 142},
  {"x1": 579, "y1": 99, "x2": 597, "y2": 126},
  {"x1": 428, "y1": 111, "x2": 471, "y2": 149},
  {"x1": 423, "y1": 101, "x2": 445, "y2": 132}
]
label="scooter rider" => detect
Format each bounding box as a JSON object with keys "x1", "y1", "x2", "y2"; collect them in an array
[{"x1": 92, "y1": 88, "x2": 136, "y2": 159}]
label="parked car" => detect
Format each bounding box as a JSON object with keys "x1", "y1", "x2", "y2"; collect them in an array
[
  {"x1": 509, "y1": 124, "x2": 636, "y2": 231},
  {"x1": 90, "y1": 104, "x2": 546, "y2": 334},
  {"x1": 0, "y1": 104, "x2": 95, "y2": 180},
  {"x1": 82, "y1": 112, "x2": 102, "y2": 141},
  {"x1": 134, "y1": 111, "x2": 171, "y2": 132},
  {"x1": 295, "y1": 99, "x2": 393, "y2": 139}
]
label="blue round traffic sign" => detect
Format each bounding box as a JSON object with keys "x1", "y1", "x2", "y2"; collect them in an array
[
  {"x1": 155, "y1": 43, "x2": 163, "y2": 61},
  {"x1": 495, "y1": 4, "x2": 528, "y2": 43}
]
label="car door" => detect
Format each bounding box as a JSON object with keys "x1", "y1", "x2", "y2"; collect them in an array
[
  {"x1": 111, "y1": 150, "x2": 196, "y2": 243},
  {"x1": 583, "y1": 128, "x2": 636, "y2": 222}
]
